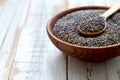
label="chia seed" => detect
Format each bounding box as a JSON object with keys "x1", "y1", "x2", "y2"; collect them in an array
[
  {"x1": 78, "y1": 16, "x2": 105, "y2": 32},
  {"x1": 53, "y1": 9, "x2": 120, "y2": 47}
]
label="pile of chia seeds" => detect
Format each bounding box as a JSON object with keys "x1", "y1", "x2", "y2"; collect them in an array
[
  {"x1": 78, "y1": 16, "x2": 105, "y2": 32},
  {"x1": 53, "y1": 9, "x2": 120, "y2": 47}
]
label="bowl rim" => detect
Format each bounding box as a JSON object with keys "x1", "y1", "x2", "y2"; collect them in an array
[{"x1": 47, "y1": 6, "x2": 120, "y2": 49}]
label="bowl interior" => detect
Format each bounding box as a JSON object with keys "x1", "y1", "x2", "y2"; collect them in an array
[{"x1": 47, "y1": 6, "x2": 120, "y2": 49}]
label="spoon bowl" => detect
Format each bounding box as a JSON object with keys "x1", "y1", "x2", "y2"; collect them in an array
[{"x1": 78, "y1": 24, "x2": 107, "y2": 36}]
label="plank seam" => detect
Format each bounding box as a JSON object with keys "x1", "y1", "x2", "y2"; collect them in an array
[
  {"x1": 104, "y1": 62, "x2": 108, "y2": 80},
  {"x1": 66, "y1": 55, "x2": 68, "y2": 80}
]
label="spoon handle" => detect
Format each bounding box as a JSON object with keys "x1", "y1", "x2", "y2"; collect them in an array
[{"x1": 101, "y1": 4, "x2": 120, "y2": 20}]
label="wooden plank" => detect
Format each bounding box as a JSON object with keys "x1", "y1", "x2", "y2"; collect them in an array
[
  {"x1": 105, "y1": 57, "x2": 120, "y2": 80},
  {"x1": 9, "y1": 0, "x2": 67, "y2": 80},
  {"x1": 104, "y1": 0, "x2": 120, "y2": 6},
  {"x1": 0, "y1": 0, "x2": 19, "y2": 47},
  {"x1": 67, "y1": 0, "x2": 106, "y2": 8},
  {"x1": 2, "y1": 28, "x2": 21, "y2": 80},
  {"x1": 68, "y1": 57, "x2": 107, "y2": 80},
  {"x1": 68, "y1": 57, "x2": 87, "y2": 80},
  {"x1": 0, "y1": 0, "x2": 31, "y2": 80},
  {"x1": 0, "y1": 0, "x2": 20, "y2": 79}
]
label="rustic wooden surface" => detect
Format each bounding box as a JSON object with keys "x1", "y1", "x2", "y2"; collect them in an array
[{"x1": 0, "y1": 0, "x2": 120, "y2": 80}]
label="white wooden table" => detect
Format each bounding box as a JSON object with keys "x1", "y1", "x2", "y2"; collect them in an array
[{"x1": 0, "y1": 0, "x2": 120, "y2": 80}]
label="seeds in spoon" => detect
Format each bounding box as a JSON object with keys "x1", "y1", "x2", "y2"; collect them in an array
[{"x1": 78, "y1": 16, "x2": 106, "y2": 33}]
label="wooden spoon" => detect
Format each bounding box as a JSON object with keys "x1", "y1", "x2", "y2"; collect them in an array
[{"x1": 78, "y1": 4, "x2": 120, "y2": 37}]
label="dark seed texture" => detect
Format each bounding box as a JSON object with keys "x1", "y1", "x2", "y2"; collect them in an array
[
  {"x1": 53, "y1": 9, "x2": 120, "y2": 47},
  {"x1": 78, "y1": 16, "x2": 105, "y2": 32}
]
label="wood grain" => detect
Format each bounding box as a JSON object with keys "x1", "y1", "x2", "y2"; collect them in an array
[
  {"x1": 2, "y1": 28, "x2": 21, "y2": 80},
  {"x1": 9, "y1": 0, "x2": 67, "y2": 80}
]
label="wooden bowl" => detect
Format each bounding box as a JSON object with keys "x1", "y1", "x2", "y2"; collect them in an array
[{"x1": 46, "y1": 6, "x2": 120, "y2": 61}]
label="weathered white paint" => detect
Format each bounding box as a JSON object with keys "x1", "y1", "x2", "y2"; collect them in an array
[{"x1": 9, "y1": 0, "x2": 67, "y2": 80}]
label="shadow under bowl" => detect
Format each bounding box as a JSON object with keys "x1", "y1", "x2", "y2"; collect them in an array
[{"x1": 46, "y1": 6, "x2": 120, "y2": 61}]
